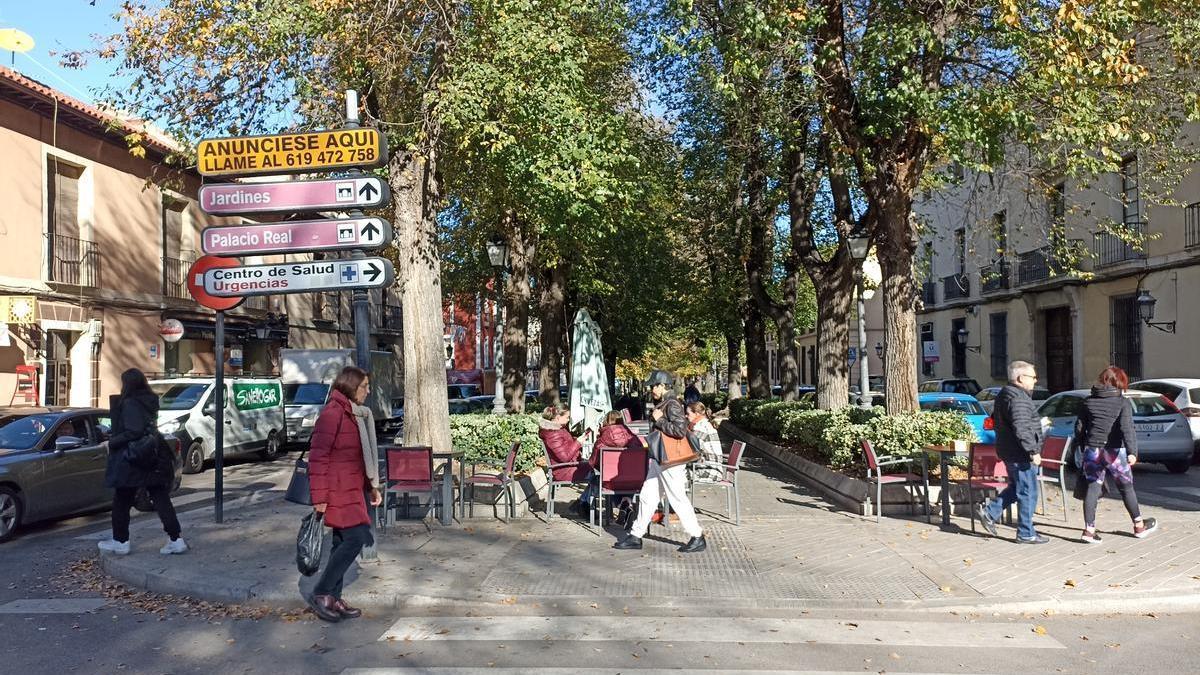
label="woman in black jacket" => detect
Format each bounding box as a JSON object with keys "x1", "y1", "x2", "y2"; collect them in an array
[
  {"x1": 99, "y1": 368, "x2": 186, "y2": 556},
  {"x1": 1074, "y1": 365, "x2": 1157, "y2": 544}
]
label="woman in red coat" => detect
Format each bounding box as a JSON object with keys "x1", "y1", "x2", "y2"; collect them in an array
[
  {"x1": 307, "y1": 366, "x2": 382, "y2": 622},
  {"x1": 538, "y1": 405, "x2": 593, "y2": 514}
]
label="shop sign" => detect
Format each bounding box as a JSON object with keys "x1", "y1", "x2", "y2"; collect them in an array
[
  {"x1": 160, "y1": 319, "x2": 185, "y2": 343},
  {"x1": 923, "y1": 340, "x2": 940, "y2": 363}
]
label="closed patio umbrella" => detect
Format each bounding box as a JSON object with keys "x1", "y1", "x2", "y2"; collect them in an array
[{"x1": 568, "y1": 309, "x2": 611, "y2": 444}]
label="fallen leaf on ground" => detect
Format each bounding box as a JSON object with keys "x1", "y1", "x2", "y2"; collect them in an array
[
  {"x1": 1033, "y1": 626, "x2": 1047, "y2": 635},
  {"x1": 1106, "y1": 643, "x2": 1121, "y2": 649},
  {"x1": 500, "y1": 597, "x2": 517, "y2": 605},
  {"x1": 1064, "y1": 579, "x2": 1077, "y2": 587}
]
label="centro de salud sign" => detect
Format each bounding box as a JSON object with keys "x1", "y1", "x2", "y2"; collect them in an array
[
  {"x1": 197, "y1": 128, "x2": 387, "y2": 177},
  {"x1": 201, "y1": 258, "x2": 396, "y2": 297}
]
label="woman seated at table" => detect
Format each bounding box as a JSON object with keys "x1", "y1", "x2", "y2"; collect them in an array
[
  {"x1": 592, "y1": 411, "x2": 645, "y2": 468},
  {"x1": 538, "y1": 405, "x2": 593, "y2": 514},
  {"x1": 687, "y1": 402, "x2": 726, "y2": 481}
]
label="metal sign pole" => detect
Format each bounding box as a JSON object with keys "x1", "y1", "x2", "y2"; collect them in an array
[{"x1": 214, "y1": 309, "x2": 226, "y2": 523}]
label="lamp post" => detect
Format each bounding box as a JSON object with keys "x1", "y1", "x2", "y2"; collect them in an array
[
  {"x1": 486, "y1": 237, "x2": 509, "y2": 415},
  {"x1": 1136, "y1": 289, "x2": 1176, "y2": 333},
  {"x1": 847, "y1": 233, "x2": 871, "y2": 408}
]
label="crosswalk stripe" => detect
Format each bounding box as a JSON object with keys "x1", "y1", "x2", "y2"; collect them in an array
[
  {"x1": 345, "y1": 662, "x2": 984, "y2": 667},
  {"x1": 378, "y1": 617, "x2": 1064, "y2": 649},
  {"x1": 344, "y1": 670, "x2": 989, "y2": 675}
]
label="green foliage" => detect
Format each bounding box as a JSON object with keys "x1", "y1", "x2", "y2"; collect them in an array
[
  {"x1": 448, "y1": 413, "x2": 543, "y2": 474},
  {"x1": 699, "y1": 391, "x2": 729, "y2": 412}
]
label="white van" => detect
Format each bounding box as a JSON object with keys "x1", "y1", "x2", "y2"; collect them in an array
[
  {"x1": 150, "y1": 377, "x2": 286, "y2": 474},
  {"x1": 280, "y1": 349, "x2": 402, "y2": 448}
]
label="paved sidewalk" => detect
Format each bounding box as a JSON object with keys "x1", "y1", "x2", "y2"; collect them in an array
[{"x1": 98, "y1": 439, "x2": 1200, "y2": 614}]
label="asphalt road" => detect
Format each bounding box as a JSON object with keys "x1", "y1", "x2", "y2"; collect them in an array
[{"x1": 1, "y1": 455, "x2": 1198, "y2": 675}]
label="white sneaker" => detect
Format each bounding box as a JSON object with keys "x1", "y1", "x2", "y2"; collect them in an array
[
  {"x1": 97, "y1": 539, "x2": 131, "y2": 555},
  {"x1": 160, "y1": 538, "x2": 189, "y2": 555}
]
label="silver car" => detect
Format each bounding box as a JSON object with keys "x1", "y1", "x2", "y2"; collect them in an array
[
  {"x1": 1037, "y1": 390, "x2": 1193, "y2": 473},
  {"x1": 0, "y1": 407, "x2": 182, "y2": 542}
]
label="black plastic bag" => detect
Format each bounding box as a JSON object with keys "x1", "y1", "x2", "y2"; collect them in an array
[{"x1": 296, "y1": 511, "x2": 325, "y2": 576}]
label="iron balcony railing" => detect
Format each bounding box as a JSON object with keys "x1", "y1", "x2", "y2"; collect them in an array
[
  {"x1": 942, "y1": 273, "x2": 970, "y2": 301},
  {"x1": 45, "y1": 233, "x2": 101, "y2": 286},
  {"x1": 162, "y1": 255, "x2": 195, "y2": 299},
  {"x1": 1186, "y1": 203, "x2": 1200, "y2": 249},
  {"x1": 245, "y1": 295, "x2": 268, "y2": 311},
  {"x1": 980, "y1": 260, "x2": 1011, "y2": 294},
  {"x1": 920, "y1": 281, "x2": 937, "y2": 306},
  {"x1": 381, "y1": 303, "x2": 402, "y2": 331},
  {"x1": 1093, "y1": 221, "x2": 1147, "y2": 267}
]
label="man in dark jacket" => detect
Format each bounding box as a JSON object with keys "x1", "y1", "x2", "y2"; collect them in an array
[
  {"x1": 99, "y1": 368, "x2": 185, "y2": 556},
  {"x1": 614, "y1": 370, "x2": 706, "y2": 553},
  {"x1": 976, "y1": 360, "x2": 1047, "y2": 543}
]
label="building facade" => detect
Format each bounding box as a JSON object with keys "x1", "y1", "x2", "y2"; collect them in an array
[
  {"x1": 914, "y1": 145, "x2": 1200, "y2": 392},
  {"x1": 0, "y1": 66, "x2": 402, "y2": 406}
]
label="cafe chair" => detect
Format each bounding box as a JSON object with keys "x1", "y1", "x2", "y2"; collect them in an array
[
  {"x1": 542, "y1": 439, "x2": 591, "y2": 519},
  {"x1": 688, "y1": 440, "x2": 746, "y2": 525},
  {"x1": 381, "y1": 446, "x2": 435, "y2": 532},
  {"x1": 1037, "y1": 435, "x2": 1072, "y2": 522},
  {"x1": 593, "y1": 445, "x2": 649, "y2": 529},
  {"x1": 966, "y1": 443, "x2": 1009, "y2": 533},
  {"x1": 861, "y1": 439, "x2": 930, "y2": 523},
  {"x1": 466, "y1": 441, "x2": 520, "y2": 523}
]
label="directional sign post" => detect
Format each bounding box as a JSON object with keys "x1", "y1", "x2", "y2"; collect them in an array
[
  {"x1": 198, "y1": 176, "x2": 390, "y2": 216},
  {"x1": 202, "y1": 257, "x2": 395, "y2": 297},
  {"x1": 197, "y1": 128, "x2": 387, "y2": 178},
  {"x1": 201, "y1": 217, "x2": 392, "y2": 257}
]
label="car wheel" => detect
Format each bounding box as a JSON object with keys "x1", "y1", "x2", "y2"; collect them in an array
[
  {"x1": 182, "y1": 441, "x2": 205, "y2": 475},
  {"x1": 258, "y1": 431, "x2": 281, "y2": 462},
  {"x1": 1165, "y1": 459, "x2": 1190, "y2": 474},
  {"x1": 0, "y1": 486, "x2": 23, "y2": 543}
]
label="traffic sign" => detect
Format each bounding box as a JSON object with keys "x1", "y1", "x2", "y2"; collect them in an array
[
  {"x1": 198, "y1": 176, "x2": 390, "y2": 215},
  {"x1": 197, "y1": 128, "x2": 387, "y2": 177},
  {"x1": 187, "y1": 256, "x2": 245, "y2": 310},
  {"x1": 202, "y1": 257, "x2": 395, "y2": 298},
  {"x1": 201, "y1": 217, "x2": 392, "y2": 257}
]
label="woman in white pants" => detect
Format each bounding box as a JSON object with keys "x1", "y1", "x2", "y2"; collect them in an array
[{"x1": 614, "y1": 370, "x2": 706, "y2": 553}]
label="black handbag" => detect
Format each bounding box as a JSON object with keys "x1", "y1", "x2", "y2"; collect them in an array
[
  {"x1": 296, "y1": 511, "x2": 325, "y2": 576},
  {"x1": 125, "y1": 427, "x2": 161, "y2": 470},
  {"x1": 285, "y1": 451, "x2": 312, "y2": 505}
]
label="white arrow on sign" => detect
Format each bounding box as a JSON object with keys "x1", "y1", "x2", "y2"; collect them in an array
[
  {"x1": 201, "y1": 217, "x2": 391, "y2": 257},
  {"x1": 203, "y1": 257, "x2": 395, "y2": 297},
  {"x1": 199, "y1": 176, "x2": 390, "y2": 215}
]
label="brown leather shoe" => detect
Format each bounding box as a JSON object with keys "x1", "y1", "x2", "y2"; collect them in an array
[
  {"x1": 309, "y1": 594, "x2": 342, "y2": 623},
  {"x1": 333, "y1": 598, "x2": 362, "y2": 619}
]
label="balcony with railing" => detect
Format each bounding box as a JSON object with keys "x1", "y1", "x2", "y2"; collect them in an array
[
  {"x1": 1186, "y1": 202, "x2": 1200, "y2": 249},
  {"x1": 1093, "y1": 221, "x2": 1147, "y2": 268},
  {"x1": 45, "y1": 234, "x2": 101, "y2": 287},
  {"x1": 920, "y1": 281, "x2": 937, "y2": 306},
  {"x1": 942, "y1": 273, "x2": 970, "y2": 301},
  {"x1": 381, "y1": 303, "x2": 403, "y2": 332},
  {"x1": 244, "y1": 295, "x2": 268, "y2": 311},
  {"x1": 980, "y1": 260, "x2": 1011, "y2": 294},
  {"x1": 162, "y1": 255, "x2": 195, "y2": 299}
]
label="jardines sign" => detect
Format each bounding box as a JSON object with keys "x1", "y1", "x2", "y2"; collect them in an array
[
  {"x1": 197, "y1": 128, "x2": 387, "y2": 177},
  {"x1": 232, "y1": 382, "x2": 282, "y2": 411}
]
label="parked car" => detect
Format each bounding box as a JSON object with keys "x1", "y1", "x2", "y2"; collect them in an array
[
  {"x1": 150, "y1": 377, "x2": 286, "y2": 474},
  {"x1": 974, "y1": 386, "x2": 1051, "y2": 414},
  {"x1": 447, "y1": 384, "x2": 482, "y2": 402},
  {"x1": 0, "y1": 406, "x2": 182, "y2": 543},
  {"x1": 919, "y1": 378, "x2": 982, "y2": 396},
  {"x1": 1038, "y1": 389, "x2": 1193, "y2": 473},
  {"x1": 918, "y1": 393, "x2": 995, "y2": 444},
  {"x1": 1131, "y1": 378, "x2": 1200, "y2": 460},
  {"x1": 852, "y1": 391, "x2": 887, "y2": 407}
]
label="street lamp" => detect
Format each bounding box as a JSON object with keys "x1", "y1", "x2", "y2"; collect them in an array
[
  {"x1": 486, "y1": 236, "x2": 509, "y2": 415},
  {"x1": 954, "y1": 326, "x2": 981, "y2": 353},
  {"x1": 847, "y1": 233, "x2": 871, "y2": 408},
  {"x1": 1136, "y1": 289, "x2": 1176, "y2": 333}
]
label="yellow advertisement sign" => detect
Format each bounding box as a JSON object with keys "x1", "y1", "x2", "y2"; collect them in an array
[{"x1": 197, "y1": 128, "x2": 387, "y2": 177}]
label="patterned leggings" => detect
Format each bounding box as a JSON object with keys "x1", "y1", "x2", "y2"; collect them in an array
[{"x1": 1081, "y1": 447, "x2": 1141, "y2": 528}]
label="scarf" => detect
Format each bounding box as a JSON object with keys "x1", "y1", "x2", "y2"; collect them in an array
[{"x1": 351, "y1": 402, "x2": 380, "y2": 490}]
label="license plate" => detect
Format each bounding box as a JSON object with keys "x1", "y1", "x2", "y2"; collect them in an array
[{"x1": 1136, "y1": 423, "x2": 1166, "y2": 433}]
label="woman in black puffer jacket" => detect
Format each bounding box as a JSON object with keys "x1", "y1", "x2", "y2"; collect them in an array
[{"x1": 1073, "y1": 365, "x2": 1157, "y2": 544}]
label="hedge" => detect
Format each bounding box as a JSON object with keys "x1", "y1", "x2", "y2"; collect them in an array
[
  {"x1": 730, "y1": 398, "x2": 975, "y2": 472},
  {"x1": 448, "y1": 412, "x2": 544, "y2": 474}
]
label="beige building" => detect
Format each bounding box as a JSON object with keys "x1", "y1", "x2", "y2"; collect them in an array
[
  {"x1": 0, "y1": 66, "x2": 402, "y2": 407},
  {"x1": 914, "y1": 145, "x2": 1200, "y2": 392}
]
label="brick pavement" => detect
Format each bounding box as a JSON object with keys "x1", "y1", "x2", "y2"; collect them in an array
[{"x1": 97, "y1": 437, "x2": 1200, "y2": 613}]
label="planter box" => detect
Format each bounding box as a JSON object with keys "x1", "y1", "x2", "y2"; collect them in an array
[{"x1": 720, "y1": 422, "x2": 973, "y2": 518}]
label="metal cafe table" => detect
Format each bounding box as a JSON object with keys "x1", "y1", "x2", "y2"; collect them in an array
[{"x1": 926, "y1": 443, "x2": 966, "y2": 528}]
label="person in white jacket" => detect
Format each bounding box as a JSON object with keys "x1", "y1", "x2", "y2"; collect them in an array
[{"x1": 686, "y1": 402, "x2": 725, "y2": 481}]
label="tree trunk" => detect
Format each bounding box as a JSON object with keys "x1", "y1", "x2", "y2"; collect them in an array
[
  {"x1": 725, "y1": 332, "x2": 743, "y2": 401},
  {"x1": 744, "y1": 302, "x2": 770, "y2": 398},
  {"x1": 391, "y1": 154, "x2": 451, "y2": 452},
  {"x1": 878, "y1": 209, "x2": 919, "y2": 413},
  {"x1": 502, "y1": 213, "x2": 533, "y2": 413},
  {"x1": 776, "y1": 311, "x2": 799, "y2": 399},
  {"x1": 537, "y1": 264, "x2": 566, "y2": 408},
  {"x1": 813, "y1": 266, "x2": 854, "y2": 411}
]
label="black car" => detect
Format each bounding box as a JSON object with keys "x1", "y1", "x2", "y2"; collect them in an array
[{"x1": 0, "y1": 407, "x2": 182, "y2": 542}]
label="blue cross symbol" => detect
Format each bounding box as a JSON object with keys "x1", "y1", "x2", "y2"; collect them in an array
[{"x1": 339, "y1": 263, "x2": 358, "y2": 284}]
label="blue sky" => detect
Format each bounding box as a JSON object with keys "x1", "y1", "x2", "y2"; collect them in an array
[{"x1": 0, "y1": 1, "x2": 125, "y2": 105}]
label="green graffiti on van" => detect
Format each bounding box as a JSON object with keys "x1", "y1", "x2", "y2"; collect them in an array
[{"x1": 232, "y1": 382, "x2": 281, "y2": 411}]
